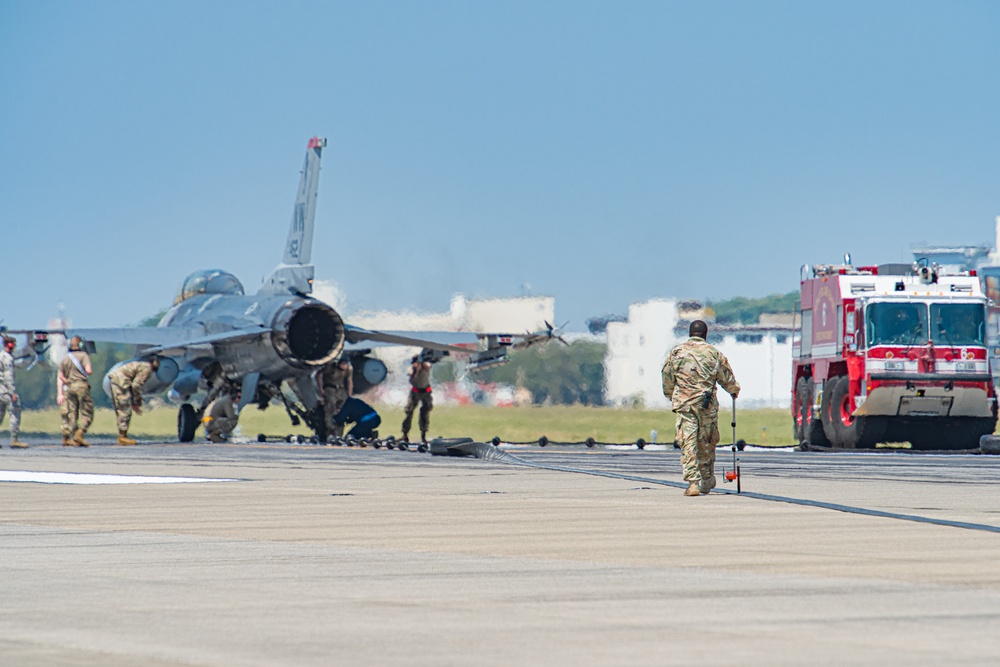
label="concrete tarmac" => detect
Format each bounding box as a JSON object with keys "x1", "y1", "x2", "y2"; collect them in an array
[{"x1": 2, "y1": 439, "x2": 1000, "y2": 666}]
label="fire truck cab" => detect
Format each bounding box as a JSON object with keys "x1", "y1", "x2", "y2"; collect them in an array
[{"x1": 792, "y1": 261, "x2": 997, "y2": 449}]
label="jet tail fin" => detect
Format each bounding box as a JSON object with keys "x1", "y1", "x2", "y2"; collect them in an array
[{"x1": 259, "y1": 137, "x2": 327, "y2": 296}]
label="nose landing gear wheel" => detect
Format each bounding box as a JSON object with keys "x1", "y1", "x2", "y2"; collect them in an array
[{"x1": 178, "y1": 404, "x2": 198, "y2": 443}]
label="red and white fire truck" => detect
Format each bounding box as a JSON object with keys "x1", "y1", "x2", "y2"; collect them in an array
[{"x1": 792, "y1": 261, "x2": 998, "y2": 449}]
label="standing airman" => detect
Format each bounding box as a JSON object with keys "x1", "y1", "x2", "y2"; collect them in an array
[
  {"x1": 0, "y1": 335, "x2": 25, "y2": 449},
  {"x1": 57, "y1": 336, "x2": 93, "y2": 447},
  {"x1": 401, "y1": 356, "x2": 433, "y2": 443},
  {"x1": 316, "y1": 357, "x2": 352, "y2": 439},
  {"x1": 662, "y1": 320, "x2": 740, "y2": 496},
  {"x1": 108, "y1": 357, "x2": 159, "y2": 445}
]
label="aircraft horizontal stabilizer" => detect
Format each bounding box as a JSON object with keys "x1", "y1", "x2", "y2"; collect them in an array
[{"x1": 139, "y1": 326, "x2": 269, "y2": 355}]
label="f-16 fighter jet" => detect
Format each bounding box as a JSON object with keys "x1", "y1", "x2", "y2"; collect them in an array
[{"x1": 11, "y1": 137, "x2": 557, "y2": 442}]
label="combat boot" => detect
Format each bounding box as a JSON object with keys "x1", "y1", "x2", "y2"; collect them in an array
[
  {"x1": 117, "y1": 431, "x2": 137, "y2": 446},
  {"x1": 62, "y1": 435, "x2": 73, "y2": 446},
  {"x1": 400, "y1": 433, "x2": 409, "y2": 443},
  {"x1": 10, "y1": 439, "x2": 28, "y2": 449},
  {"x1": 420, "y1": 431, "x2": 428, "y2": 444},
  {"x1": 73, "y1": 429, "x2": 90, "y2": 447},
  {"x1": 684, "y1": 482, "x2": 701, "y2": 496},
  {"x1": 699, "y1": 476, "x2": 716, "y2": 495}
]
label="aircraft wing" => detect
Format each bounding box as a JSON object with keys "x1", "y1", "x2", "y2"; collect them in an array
[
  {"x1": 3, "y1": 326, "x2": 205, "y2": 347},
  {"x1": 344, "y1": 325, "x2": 479, "y2": 353},
  {"x1": 5, "y1": 326, "x2": 268, "y2": 354},
  {"x1": 65, "y1": 327, "x2": 206, "y2": 347},
  {"x1": 342, "y1": 324, "x2": 563, "y2": 371}
]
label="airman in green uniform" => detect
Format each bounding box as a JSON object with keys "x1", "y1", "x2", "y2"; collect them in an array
[
  {"x1": 108, "y1": 357, "x2": 159, "y2": 445},
  {"x1": 662, "y1": 321, "x2": 740, "y2": 496},
  {"x1": 0, "y1": 336, "x2": 25, "y2": 449},
  {"x1": 58, "y1": 336, "x2": 93, "y2": 447},
  {"x1": 317, "y1": 358, "x2": 352, "y2": 439},
  {"x1": 401, "y1": 357, "x2": 433, "y2": 443}
]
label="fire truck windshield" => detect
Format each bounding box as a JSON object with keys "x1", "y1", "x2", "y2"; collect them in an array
[
  {"x1": 867, "y1": 302, "x2": 986, "y2": 347},
  {"x1": 866, "y1": 302, "x2": 928, "y2": 346},
  {"x1": 930, "y1": 303, "x2": 985, "y2": 346}
]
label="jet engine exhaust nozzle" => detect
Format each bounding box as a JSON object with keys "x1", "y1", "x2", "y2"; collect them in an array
[{"x1": 271, "y1": 300, "x2": 345, "y2": 368}]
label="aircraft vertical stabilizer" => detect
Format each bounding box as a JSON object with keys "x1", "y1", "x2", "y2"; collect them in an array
[{"x1": 259, "y1": 136, "x2": 327, "y2": 296}]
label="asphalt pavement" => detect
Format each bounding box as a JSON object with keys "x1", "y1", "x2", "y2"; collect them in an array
[{"x1": 2, "y1": 438, "x2": 999, "y2": 666}]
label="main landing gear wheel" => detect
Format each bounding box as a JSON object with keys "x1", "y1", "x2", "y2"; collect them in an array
[{"x1": 178, "y1": 404, "x2": 198, "y2": 443}]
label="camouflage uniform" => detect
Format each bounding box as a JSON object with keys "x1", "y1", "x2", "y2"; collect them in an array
[
  {"x1": 204, "y1": 394, "x2": 237, "y2": 442},
  {"x1": 0, "y1": 347, "x2": 21, "y2": 445},
  {"x1": 662, "y1": 336, "x2": 740, "y2": 489},
  {"x1": 108, "y1": 360, "x2": 154, "y2": 433},
  {"x1": 59, "y1": 350, "x2": 94, "y2": 440},
  {"x1": 318, "y1": 361, "x2": 352, "y2": 437},
  {"x1": 401, "y1": 361, "x2": 433, "y2": 441}
]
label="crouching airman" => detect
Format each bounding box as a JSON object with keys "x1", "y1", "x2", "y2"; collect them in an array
[{"x1": 203, "y1": 389, "x2": 240, "y2": 443}]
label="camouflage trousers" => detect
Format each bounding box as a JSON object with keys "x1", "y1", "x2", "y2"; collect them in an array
[
  {"x1": 0, "y1": 388, "x2": 20, "y2": 442},
  {"x1": 61, "y1": 383, "x2": 94, "y2": 437},
  {"x1": 675, "y1": 406, "x2": 720, "y2": 484},
  {"x1": 323, "y1": 387, "x2": 348, "y2": 437},
  {"x1": 401, "y1": 391, "x2": 432, "y2": 436},
  {"x1": 110, "y1": 383, "x2": 136, "y2": 433},
  {"x1": 205, "y1": 417, "x2": 237, "y2": 440}
]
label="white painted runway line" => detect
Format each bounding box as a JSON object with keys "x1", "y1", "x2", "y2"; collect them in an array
[{"x1": 0, "y1": 470, "x2": 238, "y2": 485}]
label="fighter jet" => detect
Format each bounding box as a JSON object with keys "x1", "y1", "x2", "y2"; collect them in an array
[{"x1": 12, "y1": 137, "x2": 556, "y2": 442}]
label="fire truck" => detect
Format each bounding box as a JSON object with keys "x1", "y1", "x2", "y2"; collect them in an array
[{"x1": 792, "y1": 260, "x2": 998, "y2": 450}]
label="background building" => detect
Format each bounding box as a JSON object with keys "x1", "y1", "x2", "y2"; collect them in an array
[{"x1": 605, "y1": 299, "x2": 792, "y2": 409}]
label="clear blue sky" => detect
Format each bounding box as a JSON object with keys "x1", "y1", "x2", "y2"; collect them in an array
[{"x1": 3, "y1": 1, "x2": 999, "y2": 331}]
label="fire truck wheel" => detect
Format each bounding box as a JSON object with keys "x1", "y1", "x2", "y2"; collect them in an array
[
  {"x1": 819, "y1": 376, "x2": 843, "y2": 446},
  {"x1": 794, "y1": 378, "x2": 810, "y2": 442},
  {"x1": 800, "y1": 379, "x2": 831, "y2": 448},
  {"x1": 826, "y1": 376, "x2": 885, "y2": 448}
]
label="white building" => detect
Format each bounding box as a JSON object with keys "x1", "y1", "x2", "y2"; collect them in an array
[{"x1": 604, "y1": 299, "x2": 792, "y2": 409}]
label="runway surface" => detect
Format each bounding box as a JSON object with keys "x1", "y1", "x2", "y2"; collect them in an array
[{"x1": 2, "y1": 438, "x2": 1000, "y2": 665}]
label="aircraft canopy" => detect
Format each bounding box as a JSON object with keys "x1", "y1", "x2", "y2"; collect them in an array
[{"x1": 174, "y1": 270, "x2": 245, "y2": 305}]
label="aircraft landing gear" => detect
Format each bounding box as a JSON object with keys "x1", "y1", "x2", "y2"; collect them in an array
[{"x1": 178, "y1": 403, "x2": 199, "y2": 442}]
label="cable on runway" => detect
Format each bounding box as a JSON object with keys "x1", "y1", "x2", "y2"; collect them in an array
[{"x1": 456, "y1": 442, "x2": 1000, "y2": 536}]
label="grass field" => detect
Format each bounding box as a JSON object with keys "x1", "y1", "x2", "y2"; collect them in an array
[{"x1": 13, "y1": 403, "x2": 798, "y2": 446}]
